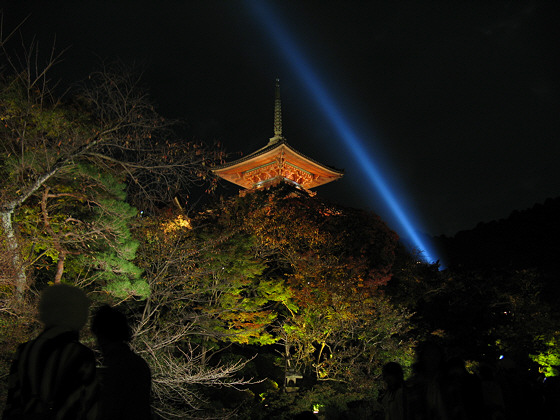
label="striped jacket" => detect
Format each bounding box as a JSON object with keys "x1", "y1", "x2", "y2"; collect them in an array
[{"x1": 2, "y1": 326, "x2": 98, "y2": 420}]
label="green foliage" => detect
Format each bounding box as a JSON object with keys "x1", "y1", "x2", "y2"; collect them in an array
[
  {"x1": 1, "y1": 47, "x2": 225, "y2": 417},
  {"x1": 0, "y1": 77, "x2": 87, "y2": 140},
  {"x1": 530, "y1": 333, "x2": 560, "y2": 377},
  {"x1": 9, "y1": 161, "x2": 146, "y2": 298},
  {"x1": 196, "y1": 187, "x2": 414, "y2": 402},
  {"x1": 1, "y1": 66, "x2": 149, "y2": 298},
  {"x1": 185, "y1": 231, "x2": 289, "y2": 346},
  {"x1": 0, "y1": 77, "x2": 93, "y2": 199},
  {"x1": 92, "y1": 252, "x2": 147, "y2": 298},
  {"x1": 388, "y1": 256, "x2": 560, "y2": 369},
  {"x1": 130, "y1": 188, "x2": 413, "y2": 417}
]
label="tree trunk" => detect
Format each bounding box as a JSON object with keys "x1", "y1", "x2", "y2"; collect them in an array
[
  {"x1": 201, "y1": 335, "x2": 208, "y2": 367},
  {"x1": 0, "y1": 161, "x2": 69, "y2": 297},
  {"x1": 283, "y1": 338, "x2": 291, "y2": 392},
  {"x1": 41, "y1": 187, "x2": 65, "y2": 283},
  {"x1": 1, "y1": 210, "x2": 27, "y2": 296},
  {"x1": 54, "y1": 252, "x2": 65, "y2": 284}
]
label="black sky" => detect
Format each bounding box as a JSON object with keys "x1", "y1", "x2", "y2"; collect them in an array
[{"x1": 2, "y1": 0, "x2": 559, "y2": 239}]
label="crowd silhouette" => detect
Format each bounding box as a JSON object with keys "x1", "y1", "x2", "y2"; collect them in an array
[
  {"x1": 377, "y1": 340, "x2": 560, "y2": 420},
  {"x1": 2, "y1": 285, "x2": 152, "y2": 420},
  {"x1": 2, "y1": 285, "x2": 560, "y2": 420}
]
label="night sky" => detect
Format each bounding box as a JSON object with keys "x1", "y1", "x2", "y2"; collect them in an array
[{"x1": 3, "y1": 1, "x2": 560, "y2": 246}]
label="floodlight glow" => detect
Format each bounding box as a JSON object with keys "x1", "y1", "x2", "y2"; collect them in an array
[{"x1": 247, "y1": 2, "x2": 441, "y2": 265}]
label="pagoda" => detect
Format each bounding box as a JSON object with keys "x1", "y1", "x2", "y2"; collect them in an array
[{"x1": 212, "y1": 79, "x2": 343, "y2": 196}]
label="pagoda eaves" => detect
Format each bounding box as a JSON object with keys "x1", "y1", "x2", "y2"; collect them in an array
[
  {"x1": 212, "y1": 138, "x2": 343, "y2": 191},
  {"x1": 212, "y1": 79, "x2": 343, "y2": 192}
]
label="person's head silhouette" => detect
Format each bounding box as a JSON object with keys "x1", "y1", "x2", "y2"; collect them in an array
[
  {"x1": 39, "y1": 283, "x2": 90, "y2": 331},
  {"x1": 91, "y1": 305, "x2": 132, "y2": 345}
]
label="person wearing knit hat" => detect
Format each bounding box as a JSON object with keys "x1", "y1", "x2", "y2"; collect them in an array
[
  {"x1": 39, "y1": 283, "x2": 91, "y2": 331},
  {"x1": 2, "y1": 284, "x2": 98, "y2": 420}
]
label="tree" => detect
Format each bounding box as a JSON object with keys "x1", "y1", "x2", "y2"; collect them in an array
[
  {"x1": 394, "y1": 264, "x2": 557, "y2": 367},
  {"x1": 0, "y1": 26, "x2": 221, "y2": 298},
  {"x1": 13, "y1": 163, "x2": 147, "y2": 297},
  {"x1": 127, "y1": 186, "x2": 415, "y2": 416},
  {"x1": 204, "y1": 186, "x2": 416, "y2": 415},
  {"x1": 1, "y1": 25, "x2": 224, "y2": 415},
  {"x1": 129, "y1": 209, "x2": 265, "y2": 418},
  {"x1": 530, "y1": 332, "x2": 560, "y2": 377}
]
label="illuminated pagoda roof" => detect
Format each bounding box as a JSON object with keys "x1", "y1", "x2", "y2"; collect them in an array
[{"x1": 212, "y1": 79, "x2": 344, "y2": 193}]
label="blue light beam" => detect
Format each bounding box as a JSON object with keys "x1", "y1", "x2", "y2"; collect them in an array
[{"x1": 248, "y1": 2, "x2": 441, "y2": 265}]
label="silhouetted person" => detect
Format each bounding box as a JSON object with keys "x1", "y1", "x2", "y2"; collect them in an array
[
  {"x1": 478, "y1": 364, "x2": 505, "y2": 420},
  {"x1": 444, "y1": 356, "x2": 483, "y2": 420},
  {"x1": 495, "y1": 356, "x2": 535, "y2": 420},
  {"x1": 407, "y1": 340, "x2": 449, "y2": 420},
  {"x1": 542, "y1": 376, "x2": 560, "y2": 420},
  {"x1": 91, "y1": 305, "x2": 152, "y2": 420},
  {"x1": 380, "y1": 362, "x2": 407, "y2": 420},
  {"x1": 2, "y1": 284, "x2": 98, "y2": 420}
]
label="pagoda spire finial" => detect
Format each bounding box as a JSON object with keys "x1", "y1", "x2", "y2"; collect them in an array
[{"x1": 269, "y1": 77, "x2": 283, "y2": 144}]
